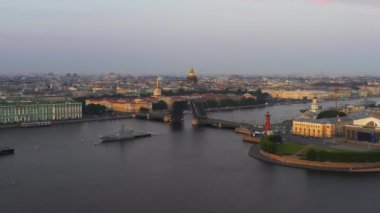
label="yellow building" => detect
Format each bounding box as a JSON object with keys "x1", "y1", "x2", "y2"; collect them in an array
[
  {"x1": 265, "y1": 90, "x2": 335, "y2": 100},
  {"x1": 111, "y1": 99, "x2": 152, "y2": 113},
  {"x1": 86, "y1": 98, "x2": 152, "y2": 113},
  {"x1": 116, "y1": 87, "x2": 138, "y2": 94},
  {"x1": 292, "y1": 118, "x2": 335, "y2": 138},
  {"x1": 292, "y1": 117, "x2": 351, "y2": 138}
]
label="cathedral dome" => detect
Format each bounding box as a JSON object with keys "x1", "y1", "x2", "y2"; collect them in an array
[
  {"x1": 187, "y1": 68, "x2": 198, "y2": 85},
  {"x1": 187, "y1": 68, "x2": 197, "y2": 78}
]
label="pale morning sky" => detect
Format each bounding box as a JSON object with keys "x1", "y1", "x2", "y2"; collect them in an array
[{"x1": 0, "y1": 0, "x2": 379, "y2": 75}]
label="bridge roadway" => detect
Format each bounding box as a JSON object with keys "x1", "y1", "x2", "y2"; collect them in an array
[
  {"x1": 134, "y1": 111, "x2": 171, "y2": 122},
  {"x1": 195, "y1": 116, "x2": 264, "y2": 131},
  {"x1": 134, "y1": 100, "x2": 290, "y2": 133},
  {"x1": 190, "y1": 100, "x2": 265, "y2": 131}
]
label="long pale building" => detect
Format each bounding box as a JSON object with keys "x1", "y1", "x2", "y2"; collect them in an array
[
  {"x1": 86, "y1": 98, "x2": 152, "y2": 113},
  {"x1": 0, "y1": 97, "x2": 82, "y2": 124}
]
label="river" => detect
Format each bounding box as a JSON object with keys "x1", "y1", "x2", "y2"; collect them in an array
[{"x1": 1, "y1": 98, "x2": 380, "y2": 213}]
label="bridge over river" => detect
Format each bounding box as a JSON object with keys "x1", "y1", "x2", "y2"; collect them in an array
[
  {"x1": 134, "y1": 100, "x2": 289, "y2": 133},
  {"x1": 189, "y1": 100, "x2": 267, "y2": 131}
]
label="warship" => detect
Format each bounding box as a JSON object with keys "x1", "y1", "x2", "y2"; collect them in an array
[
  {"x1": 0, "y1": 147, "x2": 14, "y2": 156},
  {"x1": 100, "y1": 125, "x2": 152, "y2": 142}
]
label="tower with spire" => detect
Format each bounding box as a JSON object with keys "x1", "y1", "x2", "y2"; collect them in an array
[
  {"x1": 310, "y1": 97, "x2": 319, "y2": 113},
  {"x1": 153, "y1": 76, "x2": 162, "y2": 98}
]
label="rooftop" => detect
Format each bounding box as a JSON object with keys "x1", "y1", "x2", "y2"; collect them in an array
[{"x1": 0, "y1": 96, "x2": 79, "y2": 106}]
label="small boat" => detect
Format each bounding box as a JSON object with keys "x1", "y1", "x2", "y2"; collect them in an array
[
  {"x1": 100, "y1": 125, "x2": 152, "y2": 142},
  {"x1": 242, "y1": 136, "x2": 261, "y2": 143},
  {"x1": 0, "y1": 147, "x2": 15, "y2": 156},
  {"x1": 21, "y1": 121, "x2": 51, "y2": 127},
  {"x1": 235, "y1": 127, "x2": 252, "y2": 135},
  {"x1": 242, "y1": 131, "x2": 264, "y2": 143}
]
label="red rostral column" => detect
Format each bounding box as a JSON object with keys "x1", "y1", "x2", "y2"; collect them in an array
[{"x1": 265, "y1": 112, "x2": 271, "y2": 135}]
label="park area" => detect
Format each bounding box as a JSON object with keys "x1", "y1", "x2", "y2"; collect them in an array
[{"x1": 261, "y1": 135, "x2": 380, "y2": 163}]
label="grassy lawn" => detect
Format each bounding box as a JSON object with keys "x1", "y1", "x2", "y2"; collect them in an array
[
  {"x1": 262, "y1": 135, "x2": 358, "y2": 158},
  {"x1": 275, "y1": 143, "x2": 348, "y2": 156},
  {"x1": 275, "y1": 143, "x2": 308, "y2": 155},
  {"x1": 262, "y1": 135, "x2": 380, "y2": 162}
]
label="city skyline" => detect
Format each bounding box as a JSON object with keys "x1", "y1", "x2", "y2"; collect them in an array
[
  {"x1": 4, "y1": 1, "x2": 380, "y2": 213},
  {"x1": 1, "y1": 0, "x2": 380, "y2": 75}
]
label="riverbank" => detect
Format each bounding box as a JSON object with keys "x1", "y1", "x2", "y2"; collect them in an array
[
  {"x1": 0, "y1": 114, "x2": 133, "y2": 129},
  {"x1": 204, "y1": 99, "x2": 307, "y2": 112},
  {"x1": 249, "y1": 143, "x2": 380, "y2": 172}
]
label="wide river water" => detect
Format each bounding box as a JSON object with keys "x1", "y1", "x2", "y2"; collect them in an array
[{"x1": 1, "y1": 98, "x2": 380, "y2": 213}]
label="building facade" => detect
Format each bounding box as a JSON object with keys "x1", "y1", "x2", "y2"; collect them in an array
[
  {"x1": 345, "y1": 115, "x2": 380, "y2": 143},
  {"x1": 292, "y1": 117, "x2": 351, "y2": 138},
  {"x1": 0, "y1": 97, "x2": 82, "y2": 124},
  {"x1": 265, "y1": 89, "x2": 336, "y2": 100},
  {"x1": 292, "y1": 118, "x2": 336, "y2": 138},
  {"x1": 86, "y1": 98, "x2": 152, "y2": 113}
]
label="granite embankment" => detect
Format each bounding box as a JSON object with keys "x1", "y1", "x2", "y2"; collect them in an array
[{"x1": 249, "y1": 144, "x2": 380, "y2": 172}]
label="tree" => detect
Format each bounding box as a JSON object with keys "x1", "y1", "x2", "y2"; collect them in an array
[
  {"x1": 268, "y1": 134, "x2": 282, "y2": 143},
  {"x1": 316, "y1": 150, "x2": 328, "y2": 162},
  {"x1": 317, "y1": 110, "x2": 346, "y2": 119},
  {"x1": 139, "y1": 107, "x2": 150, "y2": 113},
  {"x1": 220, "y1": 98, "x2": 239, "y2": 107},
  {"x1": 152, "y1": 100, "x2": 168, "y2": 111},
  {"x1": 161, "y1": 90, "x2": 175, "y2": 96},
  {"x1": 250, "y1": 89, "x2": 270, "y2": 104},
  {"x1": 240, "y1": 98, "x2": 255, "y2": 106},
  {"x1": 205, "y1": 100, "x2": 219, "y2": 108},
  {"x1": 84, "y1": 104, "x2": 107, "y2": 116},
  {"x1": 306, "y1": 149, "x2": 317, "y2": 161}
]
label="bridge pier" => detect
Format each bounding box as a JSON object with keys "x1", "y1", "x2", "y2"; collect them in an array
[
  {"x1": 192, "y1": 119, "x2": 200, "y2": 126},
  {"x1": 163, "y1": 115, "x2": 170, "y2": 123}
]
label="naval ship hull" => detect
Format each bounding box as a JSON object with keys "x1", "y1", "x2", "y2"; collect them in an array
[{"x1": 100, "y1": 133, "x2": 152, "y2": 142}]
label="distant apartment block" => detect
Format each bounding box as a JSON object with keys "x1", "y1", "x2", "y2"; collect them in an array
[{"x1": 0, "y1": 97, "x2": 82, "y2": 124}]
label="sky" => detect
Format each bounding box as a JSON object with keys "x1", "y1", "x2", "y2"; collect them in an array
[{"x1": 0, "y1": 0, "x2": 379, "y2": 76}]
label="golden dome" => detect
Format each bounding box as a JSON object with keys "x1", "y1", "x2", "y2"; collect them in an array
[{"x1": 187, "y1": 68, "x2": 197, "y2": 78}]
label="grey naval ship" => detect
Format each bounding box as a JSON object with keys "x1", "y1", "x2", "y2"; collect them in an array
[{"x1": 100, "y1": 125, "x2": 152, "y2": 142}]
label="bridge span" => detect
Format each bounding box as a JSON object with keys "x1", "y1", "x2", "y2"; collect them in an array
[
  {"x1": 189, "y1": 100, "x2": 264, "y2": 131},
  {"x1": 133, "y1": 101, "x2": 187, "y2": 123}
]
